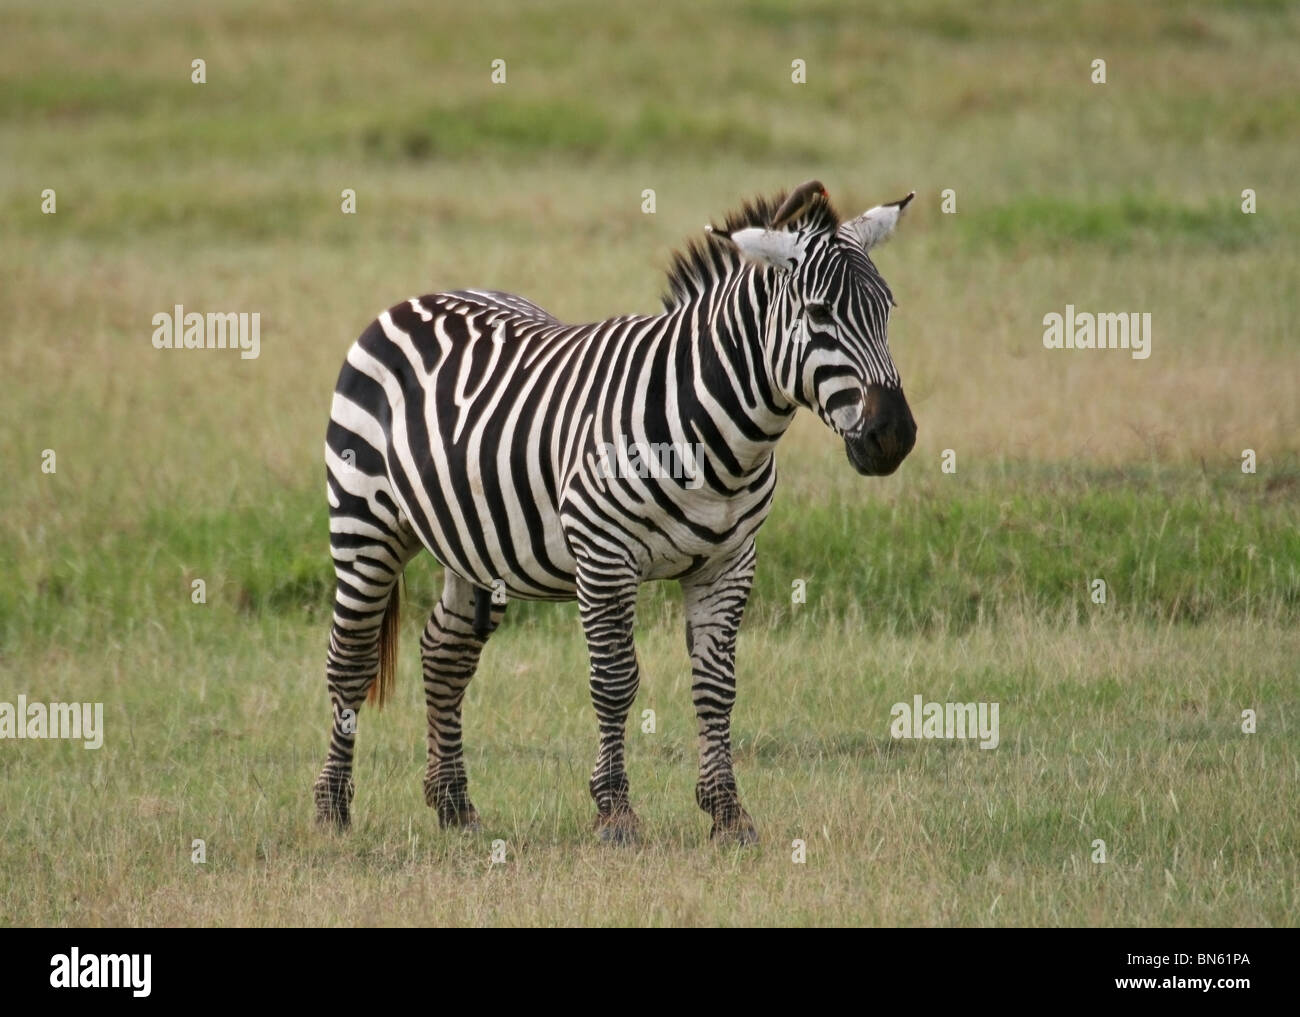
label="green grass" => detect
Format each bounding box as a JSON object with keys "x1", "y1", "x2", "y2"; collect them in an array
[
  {"x1": 961, "y1": 195, "x2": 1289, "y2": 253},
  {"x1": 3, "y1": 615, "x2": 1295, "y2": 926},
  {"x1": 7, "y1": 464, "x2": 1300, "y2": 648},
  {"x1": 1, "y1": 0, "x2": 1298, "y2": 926}
]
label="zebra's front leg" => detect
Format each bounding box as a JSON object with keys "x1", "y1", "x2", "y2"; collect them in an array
[
  {"x1": 577, "y1": 561, "x2": 643, "y2": 844},
  {"x1": 422, "y1": 572, "x2": 504, "y2": 831},
  {"x1": 682, "y1": 543, "x2": 758, "y2": 845}
]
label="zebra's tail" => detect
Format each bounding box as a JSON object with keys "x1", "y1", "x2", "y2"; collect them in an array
[{"x1": 367, "y1": 581, "x2": 401, "y2": 708}]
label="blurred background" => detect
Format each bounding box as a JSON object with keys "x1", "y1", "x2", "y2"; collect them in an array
[{"x1": 3, "y1": 0, "x2": 1296, "y2": 636}]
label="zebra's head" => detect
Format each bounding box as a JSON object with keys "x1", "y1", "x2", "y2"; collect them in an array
[{"x1": 710, "y1": 181, "x2": 917, "y2": 476}]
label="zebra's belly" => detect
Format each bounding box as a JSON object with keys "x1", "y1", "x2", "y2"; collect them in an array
[
  {"x1": 396, "y1": 454, "x2": 774, "y2": 598},
  {"x1": 640, "y1": 504, "x2": 772, "y2": 581},
  {"x1": 569, "y1": 472, "x2": 776, "y2": 583},
  {"x1": 399, "y1": 470, "x2": 581, "y2": 602}
]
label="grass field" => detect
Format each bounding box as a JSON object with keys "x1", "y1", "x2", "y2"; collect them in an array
[{"x1": 1, "y1": 0, "x2": 1298, "y2": 926}]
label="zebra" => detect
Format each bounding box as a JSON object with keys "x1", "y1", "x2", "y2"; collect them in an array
[{"x1": 314, "y1": 180, "x2": 917, "y2": 844}]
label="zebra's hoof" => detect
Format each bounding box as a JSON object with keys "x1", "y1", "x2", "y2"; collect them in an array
[
  {"x1": 315, "y1": 807, "x2": 350, "y2": 831},
  {"x1": 710, "y1": 819, "x2": 759, "y2": 846},
  {"x1": 438, "y1": 808, "x2": 481, "y2": 833},
  {"x1": 594, "y1": 811, "x2": 641, "y2": 846},
  {"x1": 314, "y1": 777, "x2": 353, "y2": 830}
]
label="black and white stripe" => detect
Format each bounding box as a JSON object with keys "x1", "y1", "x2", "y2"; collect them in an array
[{"x1": 314, "y1": 182, "x2": 916, "y2": 842}]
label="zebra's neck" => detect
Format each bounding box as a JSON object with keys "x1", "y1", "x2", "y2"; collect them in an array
[{"x1": 686, "y1": 266, "x2": 798, "y2": 478}]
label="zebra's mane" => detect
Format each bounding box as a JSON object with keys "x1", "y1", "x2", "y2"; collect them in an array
[{"x1": 661, "y1": 189, "x2": 841, "y2": 311}]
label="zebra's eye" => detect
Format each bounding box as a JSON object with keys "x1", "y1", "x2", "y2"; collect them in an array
[{"x1": 806, "y1": 302, "x2": 833, "y2": 327}]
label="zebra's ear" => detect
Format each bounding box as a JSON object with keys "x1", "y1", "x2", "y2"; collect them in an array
[
  {"x1": 839, "y1": 192, "x2": 915, "y2": 251},
  {"x1": 708, "y1": 225, "x2": 807, "y2": 271}
]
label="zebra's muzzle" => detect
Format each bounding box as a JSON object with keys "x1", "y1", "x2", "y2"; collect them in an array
[{"x1": 845, "y1": 384, "x2": 916, "y2": 476}]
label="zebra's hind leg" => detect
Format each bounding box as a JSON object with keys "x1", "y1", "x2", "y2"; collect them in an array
[
  {"x1": 576, "y1": 558, "x2": 643, "y2": 845},
  {"x1": 421, "y1": 571, "x2": 505, "y2": 831},
  {"x1": 314, "y1": 529, "x2": 418, "y2": 830},
  {"x1": 681, "y1": 543, "x2": 758, "y2": 845}
]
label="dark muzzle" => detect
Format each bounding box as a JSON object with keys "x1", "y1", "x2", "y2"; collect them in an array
[{"x1": 845, "y1": 384, "x2": 916, "y2": 476}]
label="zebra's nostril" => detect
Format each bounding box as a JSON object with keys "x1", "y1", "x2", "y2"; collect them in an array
[
  {"x1": 859, "y1": 416, "x2": 915, "y2": 464},
  {"x1": 897, "y1": 420, "x2": 916, "y2": 451}
]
